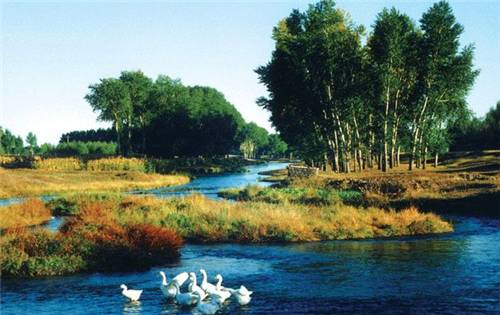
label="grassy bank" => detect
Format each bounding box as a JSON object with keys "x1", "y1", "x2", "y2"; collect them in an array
[
  {"x1": 0, "y1": 192, "x2": 452, "y2": 277},
  {"x1": 279, "y1": 151, "x2": 500, "y2": 216},
  {"x1": 0, "y1": 168, "x2": 189, "y2": 199},
  {"x1": 0, "y1": 155, "x2": 260, "y2": 175}
]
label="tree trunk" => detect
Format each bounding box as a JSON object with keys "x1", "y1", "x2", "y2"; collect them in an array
[
  {"x1": 422, "y1": 146, "x2": 428, "y2": 169},
  {"x1": 382, "y1": 83, "x2": 390, "y2": 172},
  {"x1": 114, "y1": 120, "x2": 121, "y2": 156},
  {"x1": 396, "y1": 146, "x2": 401, "y2": 167},
  {"x1": 409, "y1": 96, "x2": 428, "y2": 170},
  {"x1": 368, "y1": 114, "x2": 374, "y2": 168},
  {"x1": 434, "y1": 152, "x2": 439, "y2": 167}
]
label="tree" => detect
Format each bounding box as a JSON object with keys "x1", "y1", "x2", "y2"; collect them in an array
[
  {"x1": 257, "y1": 0, "x2": 477, "y2": 172},
  {"x1": 237, "y1": 122, "x2": 269, "y2": 156},
  {"x1": 144, "y1": 76, "x2": 244, "y2": 158},
  {"x1": 257, "y1": 0, "x2": 366, "y2": 172},
  {"x1": 25, "y1": 132, "x2": 38, "y2": 156},
  {"x1": 240, "y1": 139, "x2": 256, "y2": 159},
  {"x1": 367, "y1": 8, "x2": 419, "y2": 171},
  {"x1": 0, "y1": 128, "x2": 24, "y2": 154},
  {"x1": 119, "y1": 70, "x2": 153, "y2": 153},
  {"x1": 408, "y1": 0, "x2": 478, "y2": 170},
  {"x1": 265, "y1": 134, "x2": 288, "y2": 158},
  {"x1": 85, "y1": 79, "x2": 132, "y2": 155}
]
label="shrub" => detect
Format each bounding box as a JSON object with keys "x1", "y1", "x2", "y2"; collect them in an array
[{"x1": 47, "y1": 198, "x2": 79, "y2": 216}]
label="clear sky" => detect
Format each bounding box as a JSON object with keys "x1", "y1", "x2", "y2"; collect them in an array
[{"x1": 1, "y1": 0, "x2": 499, "y2": 144}]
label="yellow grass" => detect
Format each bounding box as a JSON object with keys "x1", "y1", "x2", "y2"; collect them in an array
[
  {"x1": 32, "y1": 157, "x2": 83, "y2": 170},
  {"x1": 105, "y1": 194, "x2": 452, "y2": 242},
  {"x1": 86, "y1": 157, "x2": 146, "y2": 172},
  {"x1": 0, "y1": 168, "x2": 189, "y2": 199},
  {"x1": 0, "y1": 199, "x2": 52, "y2": 229}
]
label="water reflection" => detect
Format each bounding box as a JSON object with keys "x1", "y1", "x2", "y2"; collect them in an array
[{"x1": 123, "y1": 301, "x2": 142, "y2": 314}]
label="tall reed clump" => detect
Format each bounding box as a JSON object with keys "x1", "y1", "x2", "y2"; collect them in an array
[
  {"x1": 86, "y1": 157, "x2": 147, "y2": 172},
  {"x1": 0, "y1": 199, "x2": 52, "y2": 229},
  {"x1": 31, "y1": 157, "x2": 83, "y2": 170},
  {"x1": 0, "y1": 196, "x2": 183, "y2": 278}
]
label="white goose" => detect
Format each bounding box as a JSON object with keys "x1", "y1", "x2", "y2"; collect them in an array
[
  {"x1": 199, "y1": 269, "x2": 217, "y2": 292},
  {"x1": 207, "y1": 274, "x2": 231, "y2": 303},
  {"x1": 188, "y1": 272, "x2": 207, "y2": 301},
  {"x1": 174, "y1": 283, "x2": 201, "y2": 306},
  {"x1": 120, "y1": 284, "x2": 143, "y2": 302},
  {"x1": 227, "y1": 285, "x2": 253, "y2": 305},
  {"x1": 159, "y1": 271, "x2": 189, "y2": 299}
]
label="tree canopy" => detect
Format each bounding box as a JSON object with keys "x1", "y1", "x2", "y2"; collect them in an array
[{"x1": 257, "y1": 0, "x2": 479, "y2": 171}]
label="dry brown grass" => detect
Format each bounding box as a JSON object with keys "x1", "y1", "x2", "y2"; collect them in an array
[
  {"x1": 0, "y1": 168, "x2": 189, "y2": 199},
  {"x1": 0, "y1": 199, "x2": 52, "y2": 229}
]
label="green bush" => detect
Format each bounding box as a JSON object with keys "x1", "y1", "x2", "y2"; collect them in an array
[{"x1": 47, "y1": 198, "x2": 79, "y2": 216}]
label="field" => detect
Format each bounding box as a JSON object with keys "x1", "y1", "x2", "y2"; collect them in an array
[{"x1": 0, "y1": 168, "x2": 189, "y2": 199}]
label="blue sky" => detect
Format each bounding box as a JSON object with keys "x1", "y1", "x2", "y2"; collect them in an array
[{"x1": 1, "y1": 0, "x2": 499, "y2": 144}]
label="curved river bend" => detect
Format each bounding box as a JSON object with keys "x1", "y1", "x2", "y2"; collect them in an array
[{"x1": 1, "y1": 162, "x2": 499, "y2": 314}]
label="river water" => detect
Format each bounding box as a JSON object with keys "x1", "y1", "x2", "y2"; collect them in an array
[{"x1": 1, "y1": 163, "x2": 499, "y2": 314}]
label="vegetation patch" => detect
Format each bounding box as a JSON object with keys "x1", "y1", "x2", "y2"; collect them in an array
[
  {"x1": 219, "y1": 185, "x2": 363, "y2": 206},
  {"x1": 0, "y1": 168, "x2": 189, "y2": 198},
  {"x1": 0, "y1": 199, "x2": 52, "y2": 229},
  {"x1": 0, "y1": 192, "x2": 452, "y2": 277},
  {"x1": 0, "y1": 200, "x2": 182, "y2": 277}
]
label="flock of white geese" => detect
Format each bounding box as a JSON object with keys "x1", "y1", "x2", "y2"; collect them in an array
[{"x1": 120, "y1": 269, "x2": 253, "y2": 314}]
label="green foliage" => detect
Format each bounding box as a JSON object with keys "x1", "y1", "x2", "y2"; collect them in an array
[
  {"x1": 84, "y1": 73, "x2": 250, "y2": 158},
  {"x1": 448, "y1": 101, "x2": 500, "y2": 150},
  {"x1": 60, "y1": 128, "x2": 116, "y2": 143},
  {"x1": 39, "y1": 141, "x2": 117, "y2": 157},
  {"x1": 264, "y1": 134, "x2": 288, "y2": 158},
  {"x1": 25, "y1": 132, "x2": 37, "y2": 156},
  {"x1": 257, "y1": 0, "x2": 478, "y2": 171},
  {"x1": 0, "y1": 127, "x2": 25, "y2": 155},
  {"x1": 47, "y1": 198, "x2": 79, "y2": 216}
]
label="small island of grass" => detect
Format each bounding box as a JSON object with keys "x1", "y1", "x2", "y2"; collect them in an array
[{"x1": 0, "y1": 191, "x2": 452, "y2": 278}]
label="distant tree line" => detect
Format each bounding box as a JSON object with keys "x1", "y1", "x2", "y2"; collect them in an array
[
  {"x1": 84, "y1": 72, "x2": 288, "y2": 158},
  {"x1": 257, "y1": 0, "x2": 481, "y2": 172},
  {"x1": 448, "y1": 101, "x2": 500, "y2": 151},
  {"x1": 0, "y1": 127, "x2": 118, "y2": 157}
]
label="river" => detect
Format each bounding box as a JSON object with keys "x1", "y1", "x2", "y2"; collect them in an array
[{"x1": 1, "y1": 162, "x2": 499, "y2": 314}]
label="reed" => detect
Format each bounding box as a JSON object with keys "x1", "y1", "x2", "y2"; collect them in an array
[
  {"x1": 31, "y1": 157, "x2": 83, "y2": 170},
  {"x1": 86, "y1": 157, "x2": 146, "y2": 172},
  {"x1": 0, "y1": 199, "x2": 52, "y2": 229}
]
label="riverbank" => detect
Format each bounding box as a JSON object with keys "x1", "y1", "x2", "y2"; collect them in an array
[
  {"x1": 0, "y1": 156, "x2": 270, "y2": 199},
  {"x1": 268, "y1": 151, "x2": 500, "y2": 217},
  {"x1": 0, "y1": 168, "x2": 189, "y2": 199},
  {"x1": 0, "y1": 191, "x2": 452, "y2": 277}
]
